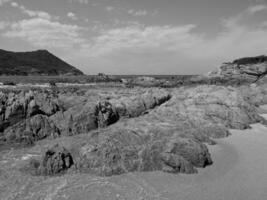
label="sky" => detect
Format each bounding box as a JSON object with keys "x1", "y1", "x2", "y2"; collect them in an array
[{"x1": 0, "y1": 0, "x2": 267, "y2": 75}]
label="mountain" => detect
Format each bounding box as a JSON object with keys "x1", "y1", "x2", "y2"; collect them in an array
[{"x1": 0, "y1": 49, "x2": 83, "y2": 76}]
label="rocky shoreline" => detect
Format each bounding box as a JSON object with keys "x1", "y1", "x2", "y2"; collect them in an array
[{"x1": 0, "y1": 82, "x2": 267, "y2": 178}]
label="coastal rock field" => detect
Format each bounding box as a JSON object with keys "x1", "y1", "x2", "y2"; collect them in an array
[{"x1": 1, "y1": 77, "x2": 267, "y2": 199}]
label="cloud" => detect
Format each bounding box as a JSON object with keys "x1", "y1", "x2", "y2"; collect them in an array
[
  {"x1": 106, "y1": 6, "x2": 115, "y2": 12},
  {"x1": 0, "y1": 0, "x2": 11, "y2": 6},
  {"x1": 247, "y1": 4, "x2": 267, "y2": 14},
  {"x1": 10, "y1": 1, "x2": 18, "y2": 7},
  {"x1": 23, "y1": 9, "x2": 52, "y2": 20},
  {"x1": 67, "y1": 12, "x2": 78, "y2": 20},
  {"x1": 4, "y1": 18, "x2": 85, "y2": 49},
  {"x1": 68, "y1": 3, "x2": 267, "y2": 74},
  {"x1": 68, "y1": 0, "x2": 88, "y2": 4},
  {"x1": 11, "y1": 3, "x2": 52, "y2": 20},
  {"x1": 82, "y1": 24, "x2": 199, "y2": 57},
  {"x1": 3, "y1": 3, "x2": 267, "y2": 74},
  {"x1": 128, "y1": 9, "x2": 148, "y2": 16},
  {"x1": 0, "y1": 21, "x2": 8, "y2": 29}
]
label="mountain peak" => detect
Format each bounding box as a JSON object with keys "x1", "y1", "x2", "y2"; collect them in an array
[{"x1": 0, "y1": 49, "x2": 84, "y2": 76}]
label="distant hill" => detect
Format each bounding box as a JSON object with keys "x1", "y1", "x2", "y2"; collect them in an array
[{"x1": 0, "y1": 49, "x2": 83, "y2": 76}]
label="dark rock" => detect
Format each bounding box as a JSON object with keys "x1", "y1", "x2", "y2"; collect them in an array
[
  {"x1": 40, "y1": 144, "x2": 74, "y2": 175},
  {"x1": 94, "y1": 101, "x2": 119, "y2": 128}
]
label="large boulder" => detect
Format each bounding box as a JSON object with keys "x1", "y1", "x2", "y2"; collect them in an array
[
  {"x1": 164, "y1": 137, "x2": 212, "y2": 168},
  {"x1": 74, "y1": 127, "x2": 211, "y2": 176},
  {"x1": 161, "y1": 153, "x2": 197, "y2": 174}
]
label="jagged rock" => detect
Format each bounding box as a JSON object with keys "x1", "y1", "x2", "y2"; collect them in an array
[
  {"x1": 34, "y1": 92, "x2": 62, "y2": 116},
  {"x1": 153, "y1": 86, "x2": 266, "y2": 134},
  {"x1": 109, "y1": 89, "x2": 171, "y2": 117},
  {"x1": 0, "y1": 90, "x2": 62, "y2": 133},
  {"x1": 4, "y1": 114, "x2": 60, "y2": 143},
  {"x1": 94, "y1": 101, "x2": 119, "y2": 128},
  {"x1": 27, "y1": 99, "x2": 43, "y2": 117},
  {"x1": 50, "y1": 102, "x2": 97, "y2": 136},
  {"x1": 208, "y1": 55, "x2": 267, "y2": 82},
  {"x1": 50, "y1": 89, "x2": 171, "y2": 136},
  {"x1": 40, "y1": 144, "x2": 74, "y2": 175},
  {"x1": 4, "y1": 84, "x2": 267, "y2": 178}
]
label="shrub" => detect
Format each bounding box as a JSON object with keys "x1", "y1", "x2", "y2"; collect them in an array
[
  {"x1": 2, "y1": 81, "x2": 16, "y2": 86},
  {"x1": 48, "y1": 81, "x2": 57, "y2": 87}
]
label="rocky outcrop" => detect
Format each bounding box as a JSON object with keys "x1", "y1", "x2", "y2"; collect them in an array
[
  {"x1": 70, "y1": 129, "x2": 210, "y2": 176},
  {"x1": 39, "y1": 144, "x2": 74, "y2": 175},
  {"x1": 94, "y1": 101, "x2": 119, "y2": 128},
  {"x1": 2, "y1": 83, "x2": 265, "y2": 178},
  {"x1": 20, "y1": 84, "x2": 267, "y2": 177},
  {"x1": 154, "y1": 86, "x2": 266, "y2": 133},
  {"x1": 233, "y1": 55, "x2": 267, "y2": 65},
  {"x1": 0, "y1": 90, "x2": 62, "y2": 134},
  {"x1": 208, "y1": 55, "x2": 267, "y2": 82},
  {"x1": 109, "y1": 89, "x2": 171, "y2": 117},
  {"x1": 50, "y1": 102, "x2": 97, "y2": 136},
  {"x1": 239, "y1": 83, "x2": 267, "y2": 106},
  {"x1": 4, "y1": 114, "x2": 60, "y2": 143},
  {"x1": 50, "y1": 89, "x2": 171, "y2": 136}
]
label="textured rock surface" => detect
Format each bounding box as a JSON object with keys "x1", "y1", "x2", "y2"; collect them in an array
[
  {"x1": 50, "y1": 88, "x2": 171, "y2": 136},
  {"x1": 39, "y1": 144, "x2": 74, "y2": 175},
  {"x1": 0, "y1": 90, "x2": 61, "y2": 133},
  {"x1": 95, "y1": 101, "x2": 119, "y2": 128},
  {"x1": 1, "y1": 84, "x2": 267, "y2": 178},
  {"x1": 208, "y1": 55, "x2": 267, "y2": 82},
  {"x1": 69, "y1": 129, "x2": 206, "y2": 176},
  {"x1": 4, "y1": 114, "x2": 60, "y2": 143}
]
